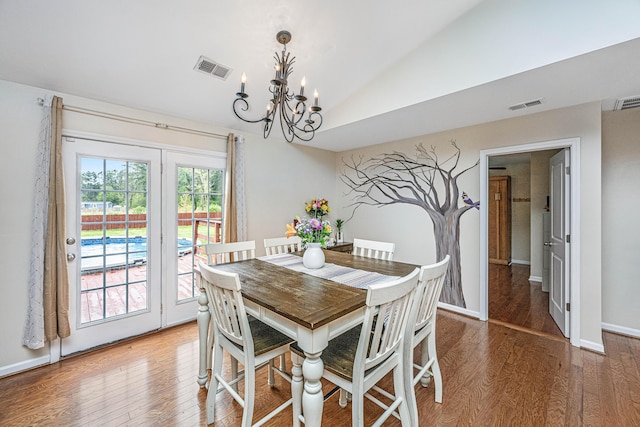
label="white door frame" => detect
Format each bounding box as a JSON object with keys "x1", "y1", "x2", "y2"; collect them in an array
[{"x1": 479, "y1": 137, "x2": 581, "y2": 348}]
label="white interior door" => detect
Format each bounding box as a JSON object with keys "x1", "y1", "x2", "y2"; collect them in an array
[
  {"x1": 549, "y1": 149, "x2": 570, "y2": 337},
  {"x1": 62, "y1": 137, "x2": 162, "y2": 356},
  {"x1": 164, "y1": 151, "x2": 226, "y2": 325}
]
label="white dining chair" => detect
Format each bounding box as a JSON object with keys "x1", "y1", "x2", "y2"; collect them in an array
[
  {"x1": 202, "y1": 241, "x2": 258, "y2": 388},
  {"x1": 203, "y1": 240, "x2": 283, "y2": 388},
  {"x1": 199, "y1": 261, "x2": 294, "y2": 427},
  {"x1": 204, "y1": 240, "x2": 256, "y2": 265},
  {"x1": 264, "y1": 236, "x2": 303, "y2": 255},
  {"x1": 352, "y1": 238, "x2": 395, "y2": 261},
  {"x1": 404, "y1": 255, "x2": 450, "y2": 426},
  {"x1": 290, "y1": 268, "x2": 420, "y2": 427},
  {"x1": 338, "y1": 238, "x2": 395, "y2": 408},
  {"x1": 263, "y1": 236, "x2": 302, "y2": 372}
]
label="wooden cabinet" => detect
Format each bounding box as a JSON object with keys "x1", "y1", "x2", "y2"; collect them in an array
[
  {"x1": 327, "y1": 242, "x2": 353, "y2": 253},
  {"x1": 488, "y1": 176, "x2": 511, "y2": 265}
]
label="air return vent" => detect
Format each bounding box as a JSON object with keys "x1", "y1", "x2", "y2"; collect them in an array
[
  {"x1": 509, "y1": 98, "x2": 543, "y2": 111},
  {"x1": 194, "y1": 56, "x2": 232, "y2": 80},
  {"x1": 614, "y1": 95, "x2": 640, "y2": 110}
]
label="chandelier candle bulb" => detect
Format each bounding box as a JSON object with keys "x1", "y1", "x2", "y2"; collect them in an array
[
  {"x1": 314, "y1": 89, "x2": 319, "y2": 106},
  {"x1": 240, "y1": 73, "x2": 246, "y2": 93},
  {"x1": 300, "y1": 77, "x2": 306, "y2": 96}
]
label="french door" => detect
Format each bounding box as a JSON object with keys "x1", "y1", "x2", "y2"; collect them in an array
[
  {"x1": 164, "y1": 151, "x2": 226, "y2": 325},
  {"x1": 62, "y1": 138, "x2": 162, "y2": 356},
  {"x1": 62, "y1": 137, "x2": 226, "y2": 355}
]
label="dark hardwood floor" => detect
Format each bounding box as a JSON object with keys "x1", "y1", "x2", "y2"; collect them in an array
[
  {"x1": 489, "y1": 263, "x2": 565, "y2": 338},
  {"x1": 1, "y1": 310, "x2": 639, "y2": 426}
]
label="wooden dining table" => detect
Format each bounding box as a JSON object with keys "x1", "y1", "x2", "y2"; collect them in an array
[{"x1": 196, "y1": 249, "x2": 418, "y2": 427}]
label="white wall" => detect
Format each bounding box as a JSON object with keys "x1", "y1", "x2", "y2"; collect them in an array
[
  {"x1": 325, "y1": 0, "x2": 640, "y2": 130},
  {"x1": 0, "y1": 79, "x2": 337, "y2": 375},
  {"x1": 0, "y1": 81, "x2": 51, "y2": 373},
  {"x1": 602, "y1": 108, "x2": 640, "y2": 334},
  {"x1": 337, "y1": 102, "x2": 603, "y2": 347}
]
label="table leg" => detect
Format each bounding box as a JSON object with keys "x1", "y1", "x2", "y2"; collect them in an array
[
  {"x1": 291, "y1": 352, "x2": 304, "y2": 427},
  {"x1": 302, "y1": 351, "x2": 324, "y2": 427},
  {"x1": 197, "y1": 288, "x2": 210, "y2": 388}
]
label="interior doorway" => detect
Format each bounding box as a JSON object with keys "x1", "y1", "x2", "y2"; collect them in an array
[
  {"x1": 486, "y1": 151, "x2": 564, "y2": 338},
  {"x1": 479, "y1": 138, "x2": 582, "y2": 348}
]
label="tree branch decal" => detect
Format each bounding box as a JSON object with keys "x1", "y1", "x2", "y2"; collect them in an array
[{"x1": 340, "y1": 140, "x2": 479, "y2": 307}]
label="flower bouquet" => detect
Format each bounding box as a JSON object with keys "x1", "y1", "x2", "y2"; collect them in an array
[
  {"x1": 305, "y1": 198, "x2": 330, "y2": 219},
  {"x1": 286, "y1": 216, "x2": 332, "y2": 248}
]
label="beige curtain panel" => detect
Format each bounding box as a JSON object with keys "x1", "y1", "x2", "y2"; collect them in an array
[
  {"x1": 43, "y1": 96, "x2": 70, "y2": 341},
  {"x1": 223, "y1": 133, "x2": 237, "y2": 243},
  {"x1": 22, "y1": 95, "x2": 70, "y2": 349}
]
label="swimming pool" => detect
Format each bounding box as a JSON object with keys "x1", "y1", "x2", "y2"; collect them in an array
[{"x1": 81, "y1": 236, "x2": 193, "y2": 271}]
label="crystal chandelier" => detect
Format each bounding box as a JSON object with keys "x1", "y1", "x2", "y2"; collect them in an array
[{"x1": 233, "y1": 30, "x2": 323, "y2": 143}]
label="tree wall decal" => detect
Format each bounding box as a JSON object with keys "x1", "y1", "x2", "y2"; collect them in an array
[{"x1": 340, "y1": 140, "x2": 479, "y2": 307}]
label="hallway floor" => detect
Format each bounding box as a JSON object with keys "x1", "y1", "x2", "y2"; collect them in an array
[{"x1": 489, "y1": 263, "x2": 565, "y2": 338}]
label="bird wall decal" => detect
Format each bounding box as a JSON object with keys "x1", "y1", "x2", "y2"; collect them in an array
[{"x1": 462, "y1": 192, "x2": 480, "y2": 210}]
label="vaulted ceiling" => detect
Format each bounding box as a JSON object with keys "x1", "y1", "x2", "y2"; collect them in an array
[{"x1": 1, "y1": 1, "x2": 639, "y2": 152}]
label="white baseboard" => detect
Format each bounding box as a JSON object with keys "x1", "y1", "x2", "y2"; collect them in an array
[
  {"x1": 0, "y1": 355, "x2": 50, "y2": 379},
  {"x1": 580, "y1": 339, "x2": 605, "y2": 354},
  {"x1": 511, "y1": 259, "x2": 530, "y2": 265},
  {"x1": 602, "y1": 322, "x2": 640, "y2": 340},
  {"x1": 437, "y1": 301, "x2": 480, "y2": 319},
  {"x1": 528, "y1": 275, "x2": 542, "y2": 283}
]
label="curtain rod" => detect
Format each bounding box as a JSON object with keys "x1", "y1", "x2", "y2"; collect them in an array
[{"x1": 36, "y1": 97, "x2": 227, "y2": 140}]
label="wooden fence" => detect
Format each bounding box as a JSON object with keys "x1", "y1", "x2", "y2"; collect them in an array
[{"x1": 81, "y1": 212, "x2": 222, "y2": 231}]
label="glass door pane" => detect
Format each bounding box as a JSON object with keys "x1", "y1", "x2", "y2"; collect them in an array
[
  {"x1": 165, "y1": 151, "x2": 226, "y2": 325},
  {"x1": 79, "y1": 157, "x2": 150, "y2": 323}
]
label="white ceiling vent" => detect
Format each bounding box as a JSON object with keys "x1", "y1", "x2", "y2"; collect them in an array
[
  {"x1": 194, "y1": 56, "x2": 232, "y2": 80},
  {"x1": 508, "y1": 98, "x2": 543, "y2": 111},
  {"x1": 614, "y1": 95, "x2": 640, "y2": 110}
]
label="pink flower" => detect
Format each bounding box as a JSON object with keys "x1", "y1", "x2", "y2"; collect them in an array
[{"x1": 309, "y1": 218, "x2": 322, "y2": 230}]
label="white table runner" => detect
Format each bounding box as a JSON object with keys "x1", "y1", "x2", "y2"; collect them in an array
[{"x1": 259, "y1": 253, "x2": 398, "y2": 289}]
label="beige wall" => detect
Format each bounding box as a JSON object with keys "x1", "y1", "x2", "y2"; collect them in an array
[
  {"x1": 243, "y1": 135, "x2": 337, "y2": 257},
  {"x1": 0, "y1": 79, "x2": 337, "y2": 374},
  {"x1": 337, "y1": 102, "x2": 604, "y2": 348},
  {"x1": 529, "y1": 150, "x2": 557, "y2": 279},
  {"x1": 602, "y1": 108, "x2": 640, "y2": 333}
]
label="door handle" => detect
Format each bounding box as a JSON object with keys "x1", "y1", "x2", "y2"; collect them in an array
[{"x1": 543, "y1": 242, "x2": 553, "y2": 246}]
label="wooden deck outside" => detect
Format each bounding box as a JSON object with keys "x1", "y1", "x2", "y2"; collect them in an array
[{"x1": 79, "y1": 254, "x2": 203, "y2": 323}]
